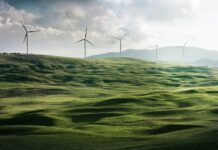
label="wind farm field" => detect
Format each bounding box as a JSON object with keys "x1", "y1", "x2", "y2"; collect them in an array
[{"x1": 1, "y1": 54, "x2": 218, "y2": 150}]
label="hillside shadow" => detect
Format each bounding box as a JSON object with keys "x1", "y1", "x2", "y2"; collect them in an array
[
  {"x1": 95, "y1": 98, "x2": 143, "y2": 106},
  {"x1": 178, "y1": 89, "x2": 200, "y2": 94},
  {"x1": 69, "y1": 107, "x2": 129, "y2": 113},
  {"x1": 0, "y1": 127, "x2": 37, "y2": 135},
  {"x1": 176, "y1": 101, "x2": 194, "y2": 108},
  {"x1": 210, "y1": 108, "x2": 218, "y2": 114},
  {"x1": 0, "y1": 111, "x2": 55, "y2": 126},
  {"x1": 71, "y1": 113, "x2": 122, "y2": 123},
  {"x1": 171, "y1": 67, "x2": 210, "y2": 73},
  {"x1": 0, "y1": 88, "x2": 69, "y2": 98},
  {"x1": 148, "y1": 124, "x2": 203, "y2": 135},
  {"x1": 143, "y1": 109, "x2": 190, "y2": 116},
  {"x1": 0, "y1": 74, "x2": 40, "y2": 82}
]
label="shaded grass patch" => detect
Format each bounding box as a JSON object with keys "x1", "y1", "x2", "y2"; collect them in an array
[
  {"x1": 71, "y1": 113, "x2": 123, "y2": 123},
  {"x1": 0, "y1": 112, "x2": 56, "y2": 126},
  {"x1": 95, "y1": 98, "x2": 144, "y2": 106},
  {"x1": 147, "y1": 124, "x2": 203, "y2": 135}
]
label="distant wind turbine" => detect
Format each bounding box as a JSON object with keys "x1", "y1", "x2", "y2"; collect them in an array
[
  {"x1": 182, "y1": 40, "x2": 189, "y2": 61},
  {"x1": 113, "y1": 34, "x2": 126, "y2": 58},
  {"x1": 75, "y1": 28, "x2": 94, "y2": 58},
  {"x1": 148, "y1": 44, "x2": 159, "y2": 62},
  {"x1": 20, "y1": 21, "x2": 40, "y2": 54},
  {"x1": 155, "y1": 44, "x2": 158, "y2": 62}
]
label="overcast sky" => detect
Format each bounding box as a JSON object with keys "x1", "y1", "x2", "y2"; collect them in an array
[{"x1": 0, "y1": 0, "x2": 218, "y2": 57}]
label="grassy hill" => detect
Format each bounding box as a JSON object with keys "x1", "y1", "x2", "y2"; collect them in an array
[{"x1": 1, "y1": 54, "x2": 218, "y2": 150}]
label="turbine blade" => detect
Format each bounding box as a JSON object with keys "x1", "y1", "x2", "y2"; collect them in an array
[
  {"x1": 183, "y1": 40, "x2": 189, "y2": 47},
  {"x1": 121, "y1": 32, "x2": 128, "y2": 39},
  {"x1": 75, "y1": 39, "x2": 84, "y2": 43},
  {"x1": 23, "y1": 34, "x2": 27, "y2": 44},
  {"x1": 20, "y1": 21, "x2": 27, "y2": 32},
  {"x1": 112, "y1": 36, "x2": 120, "y2": 40},
  {"x1": 85, "y1": 28, "x2": 88, "y2": 38},
  {"x1": 86, "y1": 39, "x2": 95, "y2": 47},
  {"x1": 121, "y1": 35, "x2": 126, "y2": 39},
  {"x1": 147, "y1": 45, "x2": 156, "y2": 49},
  {"x1": 28, "y1": 30, "x2": 40, "y2": 33}
]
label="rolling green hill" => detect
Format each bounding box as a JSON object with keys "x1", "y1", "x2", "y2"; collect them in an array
[{"x1": 1, "y1": 54, "x2": 218, "y2": 150}]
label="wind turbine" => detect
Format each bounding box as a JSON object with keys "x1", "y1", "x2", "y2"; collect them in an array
[
  {"x1": 113, "y1": 34, "x2": 126, "y2": 58},
  {"x1": 20, "y1": 21, "x2": 40, "y2": 54},
  {"x1": 182, "y1": 40, "x2": 189, "y2": 62},
  {"x1": 75, "y1": 28, "x2": 94, "y2": 58},
  {"x1": 147, "y1": 44, "x2": 159, "y2": 62},
  {"x1": 155, "y1": 44, "x2": 158, "y2": 62}
]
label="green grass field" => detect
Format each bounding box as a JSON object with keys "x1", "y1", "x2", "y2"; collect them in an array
[{"x1": 1, "y1": 54, "x2": 218, "y2": 150}]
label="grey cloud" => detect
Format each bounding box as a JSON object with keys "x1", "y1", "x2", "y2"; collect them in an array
[
  {"x1": 103, "y1": 0, "x2": 200, "y2": 22},
  {"x1": 136, "y1": 0, "x2": 200, "y2": 22},
  {"x1": 0, "y1": 0, "x2": 201, "y2": 56}
]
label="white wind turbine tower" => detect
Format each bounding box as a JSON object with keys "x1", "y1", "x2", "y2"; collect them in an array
[
  {"x1": 75, "y1": 28, "x2": 94, "y2": 58},
  {"x1": 113, "y1": 34, "x2": 126, "y2": 58},
  {"x1": 148, "y1": 44, "x2": 159, "y2": 62},
  {"x1": 182, "y1": 40, "x2": 189, "y2": 62},
  {"x1": 153, "y1": 44, "x2": 158, "y2": 62},
  {"x1": 20, "y1": 21, "x2": 40, "y2": 54}
]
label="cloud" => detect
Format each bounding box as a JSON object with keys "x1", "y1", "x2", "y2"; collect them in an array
[
  {"x1": 103, "y1": 0, "x2": 132, "y2": 5},
  {"x1": 0, "y1": 0, "x2": 40, "y2": 26},
  {"x1": 139, "y1": 0, "x2": 200, "y2": 22},
  {"x1": 0, "y1": 0, "x2": 77, "y2": 55},
  {"x1": 0, "y1": 0, "x2": 203, "y2": 57},
  {"x1": 104, "y1": 0, "x2": 200, "y2": 22}
]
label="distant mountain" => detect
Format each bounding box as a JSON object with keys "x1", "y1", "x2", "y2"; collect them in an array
[{"x1": 90, "y1": 46, "x2": 218, "y2": 62}]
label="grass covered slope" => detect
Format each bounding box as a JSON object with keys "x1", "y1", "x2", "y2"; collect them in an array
[{"x1": 1, "y1": 54, "x2": 218, "y2": 150}]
